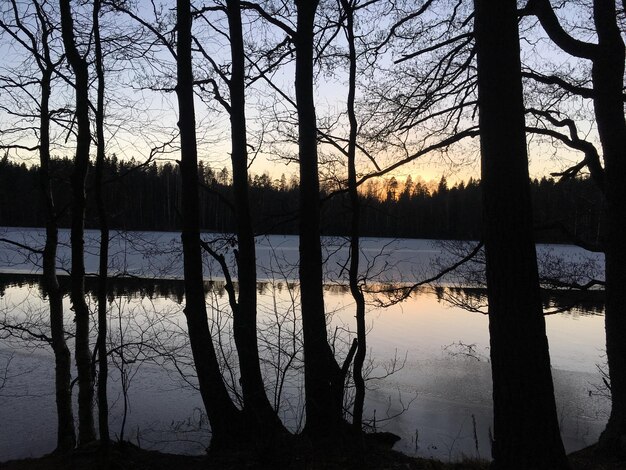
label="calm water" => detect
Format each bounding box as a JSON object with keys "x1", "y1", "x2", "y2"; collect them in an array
[{"x1": 0, "y1": 276, "x2": 608, "y2": 462}]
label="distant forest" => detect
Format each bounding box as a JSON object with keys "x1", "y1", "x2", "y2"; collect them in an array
[{"x1": 0, "y1": 155, "x2": 602, "y2": 244}]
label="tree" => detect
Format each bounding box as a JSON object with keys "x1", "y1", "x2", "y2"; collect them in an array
[
  {"x1": 221, "y1": 0, "x2": 286, "y2": 438},
  {"x1": 294, "y1": 0, "x2": 345, "y2": 440},
  {"x1": 188, "y1": 0, "x2": 288, "y2": 440},
  {"x1": 526, "y1": 0, "x2": 626, "y2": 453},
  {"x1": 175, "y1": 0, "x2": 244, "y2": 450},
  {"x1": 337, "y1": 0, "x2": 366, "y2": 431},
  {"x1": 242, "y1": 0, "x2": 358, "y2": 439},
  {"x1": 0, "y1": 0, "x2": 76, "y2": 452},
  {"x1": 59, "y1": 0, "x2": 95, "y2": 446},
  {"x1": 474, "y1": 0, "x2": 568, "y2": 467},
  {"x1": 93, "y1": 0, "x2": 110, "y2": 446}
]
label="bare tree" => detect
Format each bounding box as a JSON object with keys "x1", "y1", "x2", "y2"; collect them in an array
[
  {"x1": 186, "y1": 0, "x2": 291, "y2": 438},
  {"x1": 59, "y1": 0, "x2": 96, "y2": 446},
  {"x1": 175, "y1": 0, "x2": 245, "y2": 450},
  {"x1": 217, "y1": 0, "x2": 287, "y2": 438},
  {"x1": 335, "y1": 0, "x2": 367, "y2": 431},
  {"x1": 93, "y1": 0, "x2": 110, "y2": 446},
  {"x1": 525, "y1": 0, "x2": 626, "y2": 453},
  {"x1": 293, "y1": 0, "x2": 346, "y2": 440},
  {"x1": 0, "y1": 0, "x2": 76, "y2": 452}
]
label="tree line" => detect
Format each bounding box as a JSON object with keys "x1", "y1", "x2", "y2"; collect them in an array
[{"x1": 0, "y1": 155, "x2": 603, "y2": 244}]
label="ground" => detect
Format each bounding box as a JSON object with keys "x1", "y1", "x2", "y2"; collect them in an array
[{"x1": 0, "y1": 441, "x2": 624, "y2": 470}]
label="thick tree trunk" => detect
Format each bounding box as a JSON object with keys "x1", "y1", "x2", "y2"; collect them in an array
[
  {"x1": 225, "y1": 0, "x2": 285, "y2": 437},
  {"x1": 294, "y1": 0, "x2": 343, "y2": 439},
  {"x1": 59, "y1": 0, "x2": 96, "y2": 446},
  {"x1": 601, "y1": 179, "x2": 626, "y2": 455},
  {"x1": 176, "y1": 0, "x2": 243, "y2": 450},
  {"x1": 530, "y1": 0, "x2": 626, "y2": 455},
  {"x1": 591, "y1": 0, "x2": 626, "y2": 453},
  {"x1": 93, "y1": 0, "x2": 110, "y2": 445},
  {"x1": 474, "y1": 0, "x2": 569, "y2": 468}
]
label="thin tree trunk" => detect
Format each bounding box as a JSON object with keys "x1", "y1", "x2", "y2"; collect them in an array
[
  {"x1": 176, "y1": 0, "x2": 243, "y2": 450},
  {"x1": 39, "y1": 35, "x2": 75, "y2": 450},
  {"x1": 294, "y1": 0, "x2": 343, "y2": 439},
  {"x1": 340, "y1": 0, "x2": 366, "y2": 431},
  {"x1": 474, "y1": 0, "x2": 569, "y2": 468},
  {"x1": 59, "y1": 0, "x2": 96, "y2": 446},
  {"x1": 93, "y1": 0, "x2": 110, "y2": 445},
  {"x1": 225, "y1": 0, "x2": 285, "y2": 437}
]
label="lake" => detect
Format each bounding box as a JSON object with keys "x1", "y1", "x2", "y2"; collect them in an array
[{"x1": 0, "y1": 228, "x2": 608, "y2": 462}]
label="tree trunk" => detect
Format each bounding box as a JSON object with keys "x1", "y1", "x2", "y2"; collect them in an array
[
  {"x1": 530, "y1": 0, "x2": 626, "y2": 454},
  {"x1": 93, "y1": 0, "x2": 110, "y2": 445},
  {"x1": 474, "y1": 0, "x2": 569, "y2": 468},
  {"x1": 340, "y1": 0, "x2": 366, "y2": 431},
  {"x1": 176, "y1": 0, "x2": 243, "y2": 450},
  {"x1": 591, "y1": 0, "x2": 626, "y2": 453},
  {"x1": 59, "y1": 0, "x2": 96, "y2": 446},
  {"x1": 225, "y1": 0, "x2": 285, "y2": 438},
  {"x1": 4, "y1": 0, "x2": 77, "y2": 450},
  {"x1": 39, "y1": 54, "x2": 75, "y2": 452},
  {"x1": 294, "y1": 0, "x2": 343, "y2": 439}
]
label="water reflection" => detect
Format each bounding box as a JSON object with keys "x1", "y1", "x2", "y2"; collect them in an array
[
  {"x1": 0, "y1": 273, "x2": 609, "y2": 462},
  {"x1": 434, "y1": 286, "x2": 605, "y2": 316},
  {"x1": 0, "y1": 273, "x2": 605, "y2": 315}
]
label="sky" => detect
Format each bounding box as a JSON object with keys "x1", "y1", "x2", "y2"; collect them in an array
[{"x1": 0, "y1": 0, "x2": 602, "y2": 188}]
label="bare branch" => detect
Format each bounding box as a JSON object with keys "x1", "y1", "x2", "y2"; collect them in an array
[
  {"x1": 525, "y1": 0, "x2": 598, "y2": 60},
  {"x1": 240, "y1": 1, "x2": 297, "y2": 37},
  {"x1": 522, "y1": 70, "x2": 598, "y2": 100},
  {"x1": 0, "y1": 238, "x2": 44, "y2": 254},
  {"x1": 526, "y1": 107, "x2": 605, "y2": 190}
]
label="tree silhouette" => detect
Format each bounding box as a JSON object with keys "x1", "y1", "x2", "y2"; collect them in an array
[
  {"x1": 294, "y1": 0, "x2": 345, "y2": 440},
  {"x1": 527, "y1": 0, "x2": 626, "y2": 453},
  {"x1": 59, "y1": 0, "x2": 96, "y2": 446},
  {"x1": 474, "y1": 0, "x2": 568, "y2": 467},
  {"x1": 175, "y1": 0, "x2": 243, "y2": 450},
  {"x1": 0, "y1": 0, "x2": 76, "y2": 452}
]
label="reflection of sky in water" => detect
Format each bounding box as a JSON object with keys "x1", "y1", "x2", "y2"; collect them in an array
[
  {"x1": 0, "y1": 282, "x2": 608, "y2": 462},
  {"x1": 323, "y1": 287, "x2": 607, "y2": 460}
]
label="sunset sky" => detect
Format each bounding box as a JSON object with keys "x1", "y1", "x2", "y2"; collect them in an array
[{"x1": 0, "y1": 0, "x2": 599, "y2": 187}]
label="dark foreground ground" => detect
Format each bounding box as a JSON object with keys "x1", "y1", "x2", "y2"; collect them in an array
[{"x1": 1, "y1": 442, "x2": 624, "y2": 470}]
